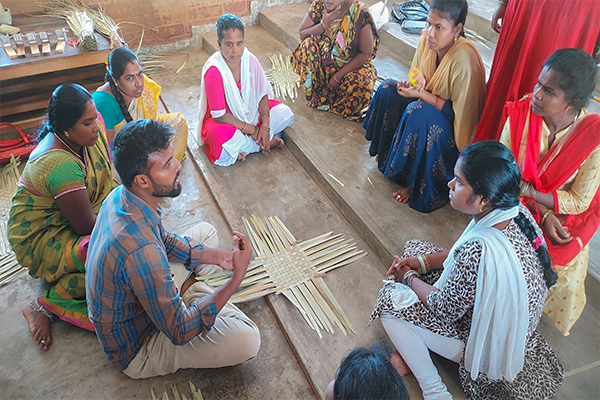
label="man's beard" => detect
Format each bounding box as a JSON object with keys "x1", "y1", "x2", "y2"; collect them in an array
[{"x1": 149, "y1": 173, "x2": 182, "y2": 198}]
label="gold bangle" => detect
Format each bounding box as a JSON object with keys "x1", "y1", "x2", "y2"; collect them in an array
[
  {"x1": 520, "y1": 182, "x2": 529, "y2": 197},
  {"x1": 321, "y1": 20, "x2": 327, "y2": 30},
  {"x1": 241, "y1": 122, "x2": 247, "y2": 133},
  {"x1": 252, "y1": 126, "x2": 259, "y2": 137},
  {"x1": 260, "y1": 125, "x2": 270, "y2": 131},
  {"x1": 540, "y1": 209, "x2": 554, "y2": 225},
  {"x1": 260, "y1": 110, "x2": 270, "y2": 116},
  {"x1": 333, "y1": 74, "x2": 341, "y2": 83}
]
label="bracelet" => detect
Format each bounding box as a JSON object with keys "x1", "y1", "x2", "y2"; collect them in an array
[
  {"x1": 423, "y1": 254, "x2": 431, "y2": 274},
  {"x1": 260, "y1": 110, "x2": 270, "y2": 117},
  {"x1": 321, "y1": 20, "x2": 327, "y2": 30},
  {"x1": 540, "y1": 209, "x2": 554, "y2": 225},
  {"x1": 532, "y1": 187, "x2": 537, "y2": 202},
  {"x1": 241, "y1": 122, "x2": 247, "y2": 133},
  {"x1": 402, "y1": 269, "x2": 419, "y2": 287},
  {"x1": 417, "y1": 255, "x2": 427, "y2": 274},
  {"x1": 333, "y1": 74, "x2": 341, "y2": 84},
  {"x1": 252, "y1": 125, "x2": 259, "y2": 137},
  {"x1": 260, "y1": 125, "x2": 271, "y2": 131},
  {"x1": 520, "y1": 182, "x2": 530, "y2": 197}
]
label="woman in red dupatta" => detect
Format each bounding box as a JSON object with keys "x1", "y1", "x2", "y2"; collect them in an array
[
  {"x1": 474, "y1": 0, "x2": 600, "y2": 142},
  {"x1": 500, "y1": 49, "x2": 600, "y2": 336}
]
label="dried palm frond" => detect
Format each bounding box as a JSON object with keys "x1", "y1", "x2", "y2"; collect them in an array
[
  {"x1": 0, "y1": 156, "x2": 26, "y2": 287},
  {"x1": 265, "y1": 54, "x2": 300, "y2": 102},
  {"x1": 39, "y1": 0, "x2": 126, "y2": 49},
  {"x1": 150, "y1": 381, "x2": 204, "y2": 400},
  {"x1": 136, "y1": 52, "x2": 190, "y2": 77},
  {"x1": 68, "y1": 11, "x2": 98, "y2": 52},
  {"x1": 197, "y1": 215, "x2": 367, "y2": 338}
]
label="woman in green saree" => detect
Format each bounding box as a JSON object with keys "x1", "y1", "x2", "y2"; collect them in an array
[{"x1": 8, "y1": 84, "x2": 117, "y2": 350}]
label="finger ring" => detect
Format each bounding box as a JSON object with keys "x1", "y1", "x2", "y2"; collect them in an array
[{"x1": 41, "y1": 340, "x2": 46, "y2": 345}]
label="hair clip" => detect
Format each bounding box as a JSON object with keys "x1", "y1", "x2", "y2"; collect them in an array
[{"x1": 532, "y1": 236, "x2": 543, "y2": 250}]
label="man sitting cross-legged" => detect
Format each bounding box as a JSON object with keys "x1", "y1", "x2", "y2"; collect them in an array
[{"x1": 86, "y1": 119, "x2": 260, "y2": 378}]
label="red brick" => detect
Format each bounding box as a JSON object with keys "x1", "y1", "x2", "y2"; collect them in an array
[
  {"x1": 222, "y1": 0, "x2": 248, "y2": 15},
  {"x1": 196, "y1": 4, "x2": 222, "y2": 20}
]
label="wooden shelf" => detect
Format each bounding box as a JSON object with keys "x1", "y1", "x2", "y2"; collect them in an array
[{"x1": 0, "y1": 13, "x2": 111, "y2": 130}]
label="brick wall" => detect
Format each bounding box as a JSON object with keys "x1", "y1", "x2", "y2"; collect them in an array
[{"x1": 8, "y1": 0, "x2": 251, "y2": 46}]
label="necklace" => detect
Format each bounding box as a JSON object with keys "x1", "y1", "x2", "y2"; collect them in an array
[{"x1": 53, "y1": 132, "x2": 83, "y2": 161}]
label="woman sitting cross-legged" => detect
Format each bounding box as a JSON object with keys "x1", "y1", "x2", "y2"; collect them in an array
[
  {"x1": 198, "y1": 13, "x2": 294, "y2": 166},
  {"x1": 8, "y1": 84, "x2": 117, "y2": 350},
  {"x1": 92, "y1": 47, "x2": 188, "y2": 162},
  {"x1": 363, "y1": 0, "x2": 485, "y2": 212},
  {"x1": 370, "y1": 141, "x2": 563, "y2": 400},
  {"x1": 291, "y1": 0, "x2": 379, "y2": 120},
  {"x1": 500, "y1": 48, "x2": 600, "y2": 337}
]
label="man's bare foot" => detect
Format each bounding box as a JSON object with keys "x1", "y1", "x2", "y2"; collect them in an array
[
  {"x1": 22, "y1": 300, "x2": 52, "y2": 350},
  {"x1": 237, "y1": 152, "x2": 247, "y2": 162},
  {"x1": 270, "y1": 137, "x2": 284, "y2": 149},
  {"x1": 391, "y1": 351, "x2": 411, "y2": 376},
  {"x1": 393, "y1": 188, "x2": 409, "y2": 203}
]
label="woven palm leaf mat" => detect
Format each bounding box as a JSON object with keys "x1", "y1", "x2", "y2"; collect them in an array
[
  {"x1": 0, "y1": 155, "x2": 26, "y2": 287},
  {"x1": 197, "y1": 215, "x2": 368, "y2": 338},
  {"x1": 265, "y1": 54, "x2": 300, "y2": 102}
]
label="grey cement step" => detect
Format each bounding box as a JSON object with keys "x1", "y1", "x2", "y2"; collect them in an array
[{"x1": 200, "y1": 23, "x2": 600, "y2": 398}]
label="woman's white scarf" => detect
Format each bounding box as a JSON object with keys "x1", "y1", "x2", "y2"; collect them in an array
[
  {"x1": 196, "y1": 48, "x2": 273, "y2": 144},
  {"x1": 391, "y1": 206, "x2": 528, "y2": 380}
]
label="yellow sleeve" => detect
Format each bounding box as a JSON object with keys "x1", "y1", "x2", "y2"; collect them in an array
[
  {"x1": 556, "y1": 144, "x2": 600, "y2": 215},
  {"x1": 499, "y1": 118, "x2": 512, "y2": 149},
  {"x1": 448, "y1": 46, "x2": 486, "y2": 150}
]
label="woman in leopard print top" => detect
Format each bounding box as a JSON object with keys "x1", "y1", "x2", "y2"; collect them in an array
[{"x1": 370, "y1": 141, "x2": 563, "y2": 400}]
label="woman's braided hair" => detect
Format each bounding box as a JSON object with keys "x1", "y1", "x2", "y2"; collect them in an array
[
  {"x1": 105, "y1": 47, "x2": 138, "y2": 123},
  {"x1": 460, "y1": 141, "x2": 557, "y2": 288},
  {"x1": 36, "y1": 83, "x2": 92, "y2": 143}
]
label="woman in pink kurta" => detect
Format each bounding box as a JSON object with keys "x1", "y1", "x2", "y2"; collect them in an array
[{"x1": 198, "y1": 14, "x2": 294, "y2": 166}]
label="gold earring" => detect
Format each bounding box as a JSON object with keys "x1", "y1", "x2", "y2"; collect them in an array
[
  {"x1": 566, "y1": 105, "x2": 571, "y2": 112},
  {"x1": 64, "y1": 130, "x2": 70, "y2": 139}
]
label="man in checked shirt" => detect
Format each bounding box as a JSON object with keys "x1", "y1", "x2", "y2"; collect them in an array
[{"x1": 86, "y1": 119, "x2": 260, "y2": 378}]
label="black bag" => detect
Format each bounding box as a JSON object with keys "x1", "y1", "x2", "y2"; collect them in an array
[{"x1": 391, "y1": 0, "x2": 430, "y2": 34}]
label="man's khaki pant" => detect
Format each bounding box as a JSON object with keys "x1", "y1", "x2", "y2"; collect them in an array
[{"x1": 123, "y1": 222, "x2": 261, "y2": 379}]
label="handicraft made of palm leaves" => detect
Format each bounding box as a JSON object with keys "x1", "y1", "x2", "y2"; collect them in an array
[
  {"x1": 197, "y1": 215, "x2": 367, "y2": 338},
  {"x1": 265, "y1": 54, "x2": 300, "y2": 102}
]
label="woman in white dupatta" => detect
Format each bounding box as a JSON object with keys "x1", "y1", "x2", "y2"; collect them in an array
[
  {"x1": 370, "y1": 141, "x2": 563, "y2": 400},
  {"x1": 197, "y1": 14, "x2": 294, "y2": 166}
]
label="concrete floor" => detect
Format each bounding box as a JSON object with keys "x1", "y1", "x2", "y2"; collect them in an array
[{"x1": 2, "y1": 0, "x2": 600, "y2": 399}]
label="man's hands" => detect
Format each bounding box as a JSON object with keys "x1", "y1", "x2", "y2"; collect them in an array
[
  {"x1": 231, "y1": 232, "x2": 252, "y2": 279},
  {"x1": 218, "y1": 231, "x2": 252, "y2": 277}
]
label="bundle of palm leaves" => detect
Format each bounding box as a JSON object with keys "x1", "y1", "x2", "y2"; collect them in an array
[{"x1": 39, "y1": 0, "x2": 126, "y2": 49}]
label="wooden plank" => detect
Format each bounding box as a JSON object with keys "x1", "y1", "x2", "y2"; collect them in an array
[
  {"x1": 0, "y1": 64, "x2": 106, "y2": 95},
  {"x1": 0, "y1": 81, "x2": 102, "y2": 117}
]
